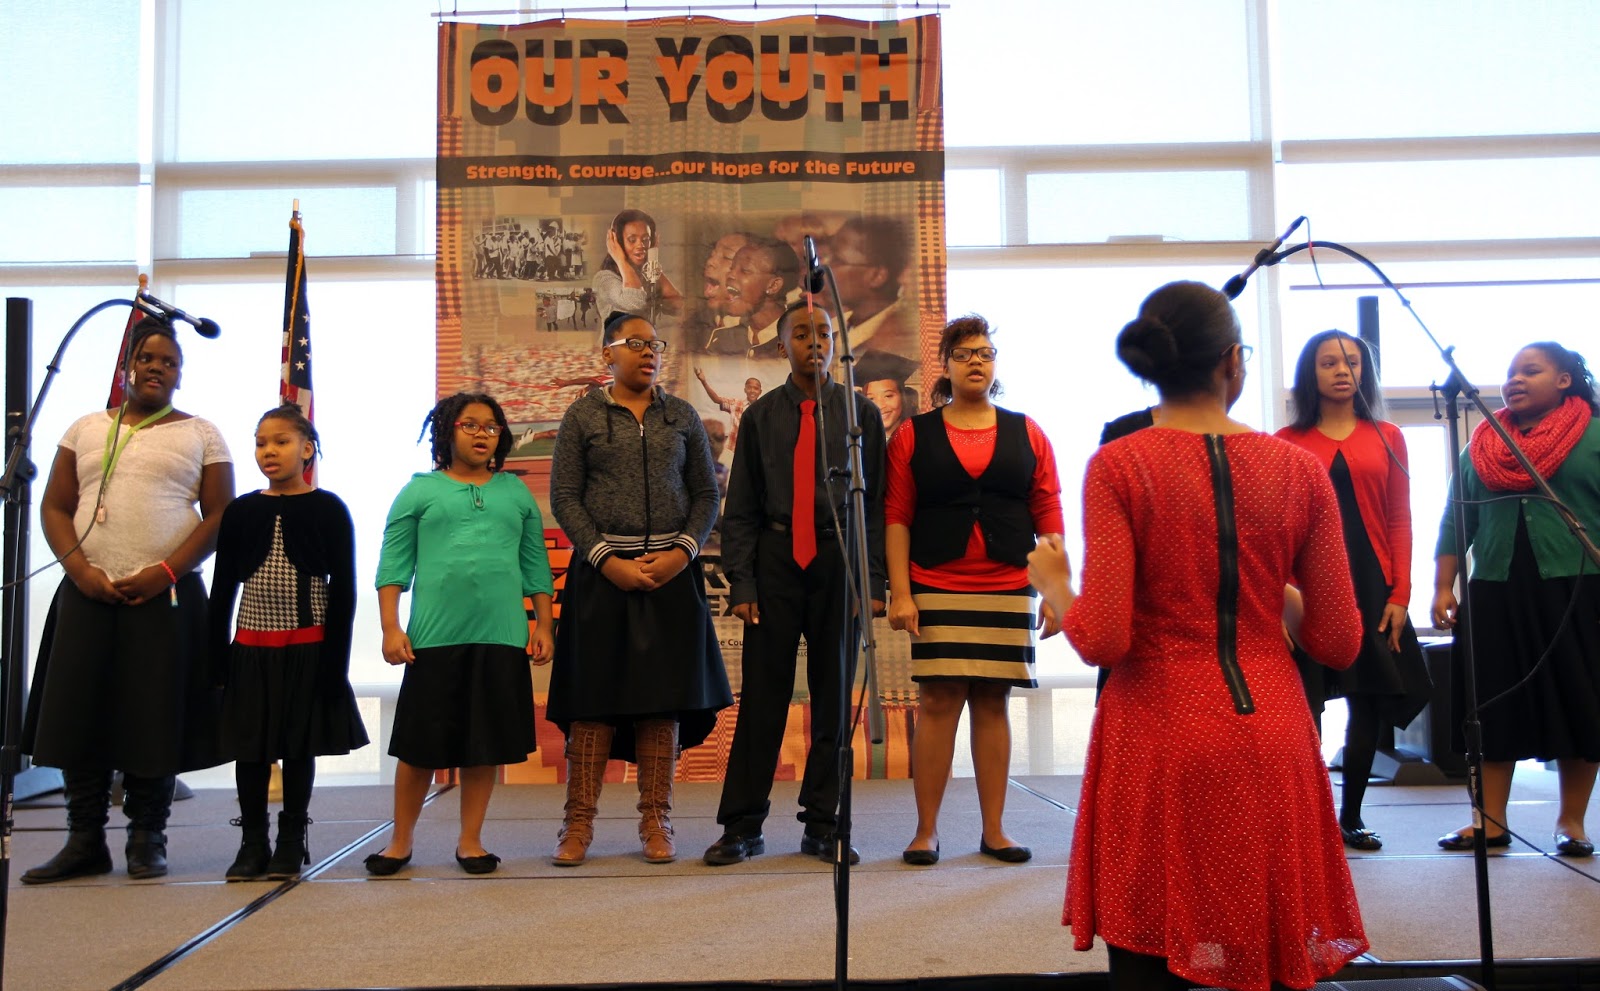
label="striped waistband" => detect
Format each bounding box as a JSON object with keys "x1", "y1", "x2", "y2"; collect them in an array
[{"x1": 234, "y1": 625, "x2": 326, "y2": 647}]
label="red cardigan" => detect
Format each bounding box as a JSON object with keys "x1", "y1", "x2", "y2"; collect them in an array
[{"x1": 1275, "y1": 419, "x2": 1412, "y2": 607}]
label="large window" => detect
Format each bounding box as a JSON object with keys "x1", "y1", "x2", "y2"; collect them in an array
[{"x1": 4, "y1": 0, "x2": 1596, "y2": 696}]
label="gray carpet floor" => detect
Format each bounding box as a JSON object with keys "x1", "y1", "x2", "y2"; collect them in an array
[{"x1": 6, "y1": 770, "x2": 1598, "y2": 990}]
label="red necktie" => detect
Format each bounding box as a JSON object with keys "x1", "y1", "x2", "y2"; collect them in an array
[{"x1": 792, "y1": 398, "x2": 817, "y2": 569}]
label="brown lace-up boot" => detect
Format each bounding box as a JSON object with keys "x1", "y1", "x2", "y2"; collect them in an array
[
  {"x1": 552, "y1": 721, "x2": 613, "y2": 866},
  {"x1": 634, "y1": 719, "x2": 679, "y2": 864}
]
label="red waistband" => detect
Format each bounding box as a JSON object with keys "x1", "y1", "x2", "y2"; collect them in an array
[{"x1": 234, "y1": 625, "x2": 325, "y2": 647}]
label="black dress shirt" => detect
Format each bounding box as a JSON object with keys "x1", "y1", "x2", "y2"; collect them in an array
[{"x1": 721, "y1": 376, "x2": 887, "y2": 605}]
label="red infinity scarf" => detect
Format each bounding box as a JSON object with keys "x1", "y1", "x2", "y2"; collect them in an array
[{"x1": 1470, "y1": 394, "x2": 1592, "y2": 492}]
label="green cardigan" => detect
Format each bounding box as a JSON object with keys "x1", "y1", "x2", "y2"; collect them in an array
[{"x1": 1436, "y1": 418, "x2": 1600, "y2": 581}]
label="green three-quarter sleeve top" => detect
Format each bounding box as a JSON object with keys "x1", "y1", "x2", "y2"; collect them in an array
[{"x1": 375, "y1": 471, "x2": 554, "y2": 650}]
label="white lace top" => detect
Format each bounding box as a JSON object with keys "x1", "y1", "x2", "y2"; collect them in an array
[{"x1": 61, "y1": 410, "x2": 232, "y2": 581}]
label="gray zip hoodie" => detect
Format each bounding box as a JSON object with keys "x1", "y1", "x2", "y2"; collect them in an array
[{"x1": 549, "y1": 385, "x2": 719, "y2": 569}]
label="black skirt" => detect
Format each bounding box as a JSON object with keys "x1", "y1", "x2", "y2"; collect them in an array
[
  {"x1": 388, "y1": 642, "x2": 535, "y2": 769},
  {"x1": 23, "y1": 575, "x2": 223, "y2": 777},
  {"x1": 220, "y1": 641, "x2": 369, "y2": 761},
  {"x1": 1451, "y1": 513, "x2": 1600, "y2": 762},
  {"x1": 1297, "y1": 454, "x2": 1433, "y2": 729},
  {"x1": 546, "y1": 555, "x2": 732, "y2": 764}
]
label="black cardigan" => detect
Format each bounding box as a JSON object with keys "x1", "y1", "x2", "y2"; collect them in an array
[{"x1": 207, "y1": 489, "x2": 357, "y2": 684}]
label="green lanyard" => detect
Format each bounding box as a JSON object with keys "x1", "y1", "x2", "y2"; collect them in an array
[{"x1": 101, "y1": 404, "x2": 173, "y2": 485}]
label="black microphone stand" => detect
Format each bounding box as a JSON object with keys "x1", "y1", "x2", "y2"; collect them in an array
[
  {"x1": 1262, "y1": 242, "x2": 1600, "y2": 991},
  {"x1": 1, "y1": 296, "x2": 147, "y2": 990},
  {"x1": 803, "y1": 257, "x2": 886, "y2": 991}
]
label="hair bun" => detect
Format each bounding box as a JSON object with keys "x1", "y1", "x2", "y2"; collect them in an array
[{"x1": 1116, "y1": 314, "x2": 1180, "y2": 382}]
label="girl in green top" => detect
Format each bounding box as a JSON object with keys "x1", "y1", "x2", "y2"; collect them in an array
[
  {"x1": 364, "y1": 393, "x2": 555, "y2": 876},
  {"x1": 1433, "y1": 342, "x2": 1600, "y2": 858}
]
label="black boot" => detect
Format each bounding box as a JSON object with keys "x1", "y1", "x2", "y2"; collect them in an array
[
  {"x1": 20, "y1": 829, "x2": 113, "y2": 885},
  {"x1": 225, "y1": 816, "x2": 272, "y2": 881},
  {"x1": 126, "y1": 829, "x2": 169, "y2": 879},
  {"x1": 265, "y1": 812, "x2": 312, "y2": 880}
]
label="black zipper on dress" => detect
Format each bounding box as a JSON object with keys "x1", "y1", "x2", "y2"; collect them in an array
[{"x1": 1206, "y1": 434, "x2": 1254, "y2": 716}]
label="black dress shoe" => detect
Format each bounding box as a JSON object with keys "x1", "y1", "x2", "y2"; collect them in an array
[
  {"x1": 1341, "y1": 827, "x2": 1383, "y2": 851},
  {"x1": 703, "y1": 833, "x2": 764, "y2": 866},
  {"x1": 902, "y1": 842, "x2": 940, "y2": 866},
  {"x1": 801, "y1": 833, "x2": 860, "y2": 864},
  {"x1": 1437, "y1": 829, "x2": 1510, "y2": 851},
  {"x1": 455, "y1": 851, "x2": 502, "y2": 874},
  {"x1": 363, "y1": 851, "x2": 412, "y2": 875},
  {"x1": 1554, "y1": 832, "x2": 1595, "y2": 857},
  {"x1": 979, "y1": 838, "x2": 1032, "y2": 863}
]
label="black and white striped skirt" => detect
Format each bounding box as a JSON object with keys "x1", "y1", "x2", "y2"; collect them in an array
[{"x1": 909, "y1": 582, "x2": 1037, "y2": 688}]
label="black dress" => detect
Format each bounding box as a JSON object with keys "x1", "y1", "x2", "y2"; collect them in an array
[
  {"x1": 209, "y1": 490, "x2": 368, "y2": 760},
  {"x1": 1297, "y1": 453, "x2": 1432, "y2": 728}
]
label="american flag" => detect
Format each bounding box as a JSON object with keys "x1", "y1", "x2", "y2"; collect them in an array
[
  {"x1": 280, "y1": 207, "x2": 314, "y2": 482},
  {"x1": 106, "y1": 274, "x2": 149, "y2": 408}
]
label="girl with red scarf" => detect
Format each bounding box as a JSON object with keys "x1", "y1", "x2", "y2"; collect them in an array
[{"x1": 1433, "y1": 341, "x2": 1600, "y2": 858}]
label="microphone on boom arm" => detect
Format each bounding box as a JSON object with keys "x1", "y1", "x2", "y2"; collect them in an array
[
  {"x1": 1221, "y1": 216, "x2": 1307, "y2": 300},
  {"x1": 134, "y1": 290, "x2": 222, "y2": 339}
]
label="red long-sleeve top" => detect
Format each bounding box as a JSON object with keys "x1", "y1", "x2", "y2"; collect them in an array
[
  {"x1": 1275, "y1": 419, "x2": 1413, "y2": 608},
  {"x1": 886, "y1": 414, "x2": 1064, "y2": 590}
]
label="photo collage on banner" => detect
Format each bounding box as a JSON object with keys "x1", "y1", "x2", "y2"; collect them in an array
[{"x1": 437, "y1": 15, "x2": 946, "y2": 780}]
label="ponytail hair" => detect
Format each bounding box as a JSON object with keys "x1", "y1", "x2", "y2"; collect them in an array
[
  {"x1": 258, "y1": 402, "x2": 321, "y2": 471},
  {"x1": 1522, "y1": 341, "x2": 1599, "y2": 415},
  {"x1": 930, "y1": 314, "x2": 1002, "y2": 406}
]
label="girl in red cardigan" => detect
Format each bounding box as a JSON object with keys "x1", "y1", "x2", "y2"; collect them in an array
[{"x1": 1277, "y1": 330, "x2": 1432, "y2": 851}]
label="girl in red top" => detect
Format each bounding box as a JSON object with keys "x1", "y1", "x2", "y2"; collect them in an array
[
  {"x1": 885, "y1": 315, "x2": 1063, "y2": 865},
  {"x1": 1276, "y1": 331, "x2": 1431, "y2": 851}
]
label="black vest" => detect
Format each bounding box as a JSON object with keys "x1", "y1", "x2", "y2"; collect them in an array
[{"x1": 908, "y1": 407, "x2": 1036, "y2": 569}]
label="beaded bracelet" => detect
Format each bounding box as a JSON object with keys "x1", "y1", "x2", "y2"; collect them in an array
[{"x1": 159, "y1": 560, "x2": 178, "y2": 608}]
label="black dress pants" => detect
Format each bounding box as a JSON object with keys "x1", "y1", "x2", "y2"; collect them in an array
[{"x1": 716, "y1": 531, "x2": 851, "y2": 838}]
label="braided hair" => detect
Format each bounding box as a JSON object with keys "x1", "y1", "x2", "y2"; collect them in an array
[
  {"x1": 258, "y1": 402, "x2": 321, "y2": 471},
  {"x1": 417, "y1": 392, "x2": 513, "y2": 471}
]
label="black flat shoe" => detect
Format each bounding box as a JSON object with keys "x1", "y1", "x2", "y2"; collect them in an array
[
  {"x1": 1554, "y1": 832, "x2": 1595, "y2": 857},
  {"x1": 979, "y1": 838, "x2": 1032, "y2": 863},
  {"x1": 800, "y1": 833, "x2": 860, "y2": 865},
  {"x1": 455, "y1": 851, "x2": 501, "y2": 874},
  {"x1": 363, "y1": 852, "x2": 412, "y2": 876},
  {"x1": 703, "y1": 833, "x2": 764, "y2": 866},
  {"x1": 902, "y1": 842, "x2": 940, "y2": 866},
  {"x1": 1341, "y1": 827, "x2": 1383, "y2": 851},
  {"x1": 1437, "y1": 829, "x2": 1510, "y2": 851}
]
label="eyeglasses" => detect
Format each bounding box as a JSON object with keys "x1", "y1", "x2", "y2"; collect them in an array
[
  {"x1": 1221, "y1": 343, "x2": 1254, "y2": 363},
  {"x1": 949, "y1": 347, "x2": 997, "y2": 363},
  {"x1": 455, "y1": 421, "x2": 502, "y2": 437},
  {"x1": 607, "y1": 338, "x2": 668, "y2": 354}
]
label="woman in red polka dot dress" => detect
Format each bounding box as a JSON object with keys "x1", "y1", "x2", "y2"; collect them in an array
[{"x1": 1030, "y1": 281, "x2": 1368, "y2": 991}]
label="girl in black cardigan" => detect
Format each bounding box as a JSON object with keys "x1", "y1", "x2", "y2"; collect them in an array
[{"x1": 209, "y1": 404, "x2": 368, "y2": 880}]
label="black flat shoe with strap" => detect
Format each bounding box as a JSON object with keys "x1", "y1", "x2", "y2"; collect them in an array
[{"x1": 1341, "y1": 827, "x2": 1383, "y2": 851}]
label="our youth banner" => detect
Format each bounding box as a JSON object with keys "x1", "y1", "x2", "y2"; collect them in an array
[{"x1": 437, "y1": 15, "x2": 944, "y2": 780}]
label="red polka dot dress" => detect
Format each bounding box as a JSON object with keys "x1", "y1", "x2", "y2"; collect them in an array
[{"x1": 1063, "y1": 430, "x2": 1368, "y2": 991}]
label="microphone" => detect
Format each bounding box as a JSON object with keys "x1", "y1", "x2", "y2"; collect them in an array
[
  {"x1": 135, "y1": 290, "x2": 222, "y2": 339},
  {"x1": 801, "y1": 234, "x2": 826, "y2": 295},
  {"x1": 1221, "y1": 215, "x2": 1306, "y2": 300}
]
